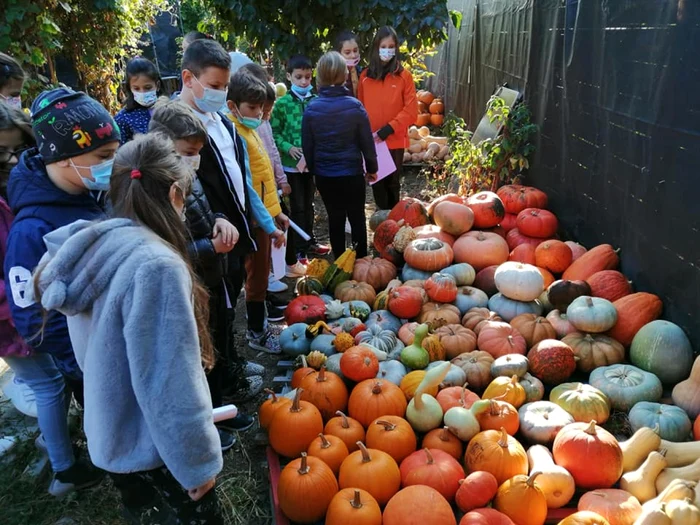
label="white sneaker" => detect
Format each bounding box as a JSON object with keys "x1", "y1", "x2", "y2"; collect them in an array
[
  {"x1": 345, "y1": 218, "x2": 352, "y2": 234},
  {"x1": 267, "y1": 274, "x2": 288, "y2": 293},
  {"x1": 285, "y1": 261, "x2": 307, "y2": 278},
  {"x1": 3, "y1": 377, "x2": 38, "y2": 418}
]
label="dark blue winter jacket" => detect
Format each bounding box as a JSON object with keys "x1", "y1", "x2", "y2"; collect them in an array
[
  {"x1": 4, "y1": 149, "x2": 105, "y2": 379},
  {"x1": 301, "y1": 85, "x2": 378, "y2": 177}
]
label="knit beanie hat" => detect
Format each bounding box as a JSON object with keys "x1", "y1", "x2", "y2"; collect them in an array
[{"x1": 30, "y1": 88, "x2": 121, "y2": 164}]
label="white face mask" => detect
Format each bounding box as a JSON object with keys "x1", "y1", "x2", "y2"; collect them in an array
[
  {"x1": 379, "y1": 48, "x2": 396, "y2": 62},
  {"x1": 133, "y1": 90, "x2": 158, "y2": 108},
  {"x1": 345, "y1": 56, "x2": 360, "y2": 67},
  {"x1": 1, "y1": 94, "x2": 21, "y2": 110},
  {"x1": 182, "y1": 154, "x2": 201, "y2": 171}
]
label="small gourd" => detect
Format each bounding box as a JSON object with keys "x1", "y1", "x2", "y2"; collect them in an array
[
  {"x1": 655, "y1": 458, "x2": 700, "y2": 493},
  {"x1": 665, "y1": 498, "x2": 700, "y2": 525},
  {"x1": 620, "y1": 426, "x2": 661, "y2": 473},
  {"x1": 620, "y1": 450, "x2": 668, "y2": 503},
  {"x1": 400, "y1": 323, "x2": 431, "y2": 370},
  {"x1": 405, "y1": 362, "x2": 450, "y2": 432}
]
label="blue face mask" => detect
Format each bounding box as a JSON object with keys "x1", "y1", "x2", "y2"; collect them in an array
[
  {"x1": 192, "y1": 75, "x2": 228, "y2": 114},
  {"x1": 71, "y1": 158, "x2": 115, "y2": 191},
  {"x1": 235, "y1": 107, "x2": 262, "y2": 130},
  {"x1": 291, "y1": 84, "x2": 312, "y2": 97}
]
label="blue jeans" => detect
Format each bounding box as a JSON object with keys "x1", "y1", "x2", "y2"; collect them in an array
[{"x1": 4, "y1": 353, "x2": 74, "y2": 472}]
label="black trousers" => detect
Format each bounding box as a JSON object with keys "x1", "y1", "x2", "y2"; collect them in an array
[
  {"x1": 286, "y1": 171, "x2": 316, "y2": 253},
  {"x1": 371, "y1": 147, "x2": 404, "y2": 210},
  {"x1": 315, "y1": 175, "x2": 368, "y2": 259},
  {"x1": 111, "y1": 467, "x2": 224, "y2": 524},
  {"x1": 280, "y1": 198, "x2": 297, "y2": 266}
]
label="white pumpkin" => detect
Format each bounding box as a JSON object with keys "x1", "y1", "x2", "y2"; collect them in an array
[
  {"x1": 491, "y1": 354, "x2": 529, "y2": 378},
  {"x1": 494, "y1": 261, "x2": 545, "y2": 302},
  {"x1": 518, "y1": 401, "x2": 575, "y2": 444}
]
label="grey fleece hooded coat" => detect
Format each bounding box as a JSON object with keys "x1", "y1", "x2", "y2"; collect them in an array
[{"x1": 31, "y1": 218, "x2": 222, "y2": 490}]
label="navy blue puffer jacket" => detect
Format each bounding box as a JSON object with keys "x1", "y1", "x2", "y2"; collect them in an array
[{"x1": 301, "y1": 85, "x2": 378, "y2": 177}]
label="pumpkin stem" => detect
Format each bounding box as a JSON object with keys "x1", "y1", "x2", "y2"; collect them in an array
[
  {"x1": 585, "y1": 296, "x2": 594, "y2": 307},
  {"x1": 375, "y1": 420, "x2": 397, "y2": 431},
  {"x1": 336, "y1": 411, "x2": 350, "y2": 429},
  {"x1": 351, "y1": 489, "x2": 364, "y2": 509},
  {"x1": 509, "y1": 375, "x2": 519, "y2": 385},
  {"x1": 489, "y1": 399, "x2": 501, "y2": 416},
  {"x1": 440, "y1": 426, "x2": 452, "y2": 441},
  {"x1": 507, "y1": 335, "x2": 514, "y2": 347},
  {"x1": 527, "y1": 471, "x2": 542, "y2": 487},
  {"x1": 498, "y1": 427, "x2": 509, "y2": 447},
  {"x1": 371, "y1": 381, "x2": 383, "y2": 395},
  {"x1": 584, "y1": 420, "x2": 598, "y2": 435},
  {"x1": 424, "y1": 448, "x2": 435, "y2": 464},
  {"x1": 651, "y1": 423, "x2": 660, "y2": 435},
  {"x1": 357, "y1": 442, "x2": 372, "y2": 463},
  {"x1": 318, "y1": 433, "x2": 331, "y2": 449},
  {"x1": 297, "y1": 452, "x2": 310, "y2": 475},
  {"x1": 264, "y1": 388, "x2": 278, "y2": 402},
  {"x1": 317, "y1": 366, "x2": 327, "y2": 382},
  {"x1": 291, "y1": 388, "x2": 304, "y2": 412},
  {"x1": 659, "y1": 448, "x2": 667, "y2": 457}
]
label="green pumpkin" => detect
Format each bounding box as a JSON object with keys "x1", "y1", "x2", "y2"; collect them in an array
[
  {"x1": 566, "y1": 295, "x2": 617, "y2": 333},
  {"x1": 628, "y1": 401, "x2": 692, "y2": 442},
  {"x1": 589, "y1": 364, "x2": 663, "y2": 412},
  {"x1": 630, "y1": 320, "x2": 694, "y2": 384},
  {"x1": 400, "y1": 323, "x2": 430, "y2": 370},
  {"x1": 441, "y1": 263, "x2": 476, "y2": 286},
  {"x1": 294, "y1": 276, "x2": 324, "y2": 296}
]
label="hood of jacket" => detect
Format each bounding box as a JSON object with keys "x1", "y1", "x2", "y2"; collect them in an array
[
  {"x1": 31, "y1": 218, "x2": 167, "y2": 316},
  {"x1": 7, "y1": 148, "x2": 101, "y2": 219}
]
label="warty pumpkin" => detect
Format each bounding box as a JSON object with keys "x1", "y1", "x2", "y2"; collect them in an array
[
  {"x1": 383, "y1": 485, "x2": 458, "y2": 525},
  {"x1": 527, "y1": 339, "x2": 577, "y2": 385},
  {"x1": 347, "y1": 379, "x2": 408, "y2": 428},
  {"x1": 562, "y1": 244, "x2": 620, "y2": 281},
  {"x1": 586, "y1": 270, "x2": 633, "y2": 302},
  {"x1": 339, "y1": 442, "x2": 401, "y2": 506},
  {"x1": 307, "y1": 433, "x2": 349, "y2": 476},
  {"x1": 269, "y1": 388, "x2": 324, "y2": 458},
  {"x1": 324, "y1": 411, "x2": 365, "y2": 453},
  {"x1": 325, "y1": 488, "x2": 382, "y2": 525},
  {"x1": 278, "y1": 452, "x2": 339, "y2": 523},
  {"x1": 465, "y1": 427, "x2": 529, "y2": 485},
  {"x1": 494, "y1": 471, "x2": 549, "y2": 525}
]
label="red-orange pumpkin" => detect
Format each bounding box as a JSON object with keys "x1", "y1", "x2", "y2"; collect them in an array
[
  {"x1": 347, "y1": 380, "x2": 408, "y2": 428},
  {"x1": 422, "y1": 427, "x2": 464, "y2": 460},
  {"x1": 285, "y1": 295, "x2": 327, "y2": 325},
  {"x1": 387, "y1": 198, "x2": 429, "y2": 228},
  {"x1": 477, "y1": 321, "x2": 526, "y2": 358},
  {"x1": 473, "y1": 265, "x2": 499, "y2": 296},
  {"x1": 562, "y1": 244, "x2": 619, "y2": 281},
  {"x1": 340, "y1": 347, "x2": 379, "y2": 382},
  {"x1": 404, "y1": 238, "x2": 454, "y2": 271},
  {"x1": 455, "y1": 471, "x2": 499, "y2": 513},
  {"x1": 500, "y1": 213, "x2": 518, "y2": 232},
  {"x1": 387, "y1": 285, "x2": 424, "y2": 319},
  {"x1": 535, "y1": 239, "x2": 573, "y2": 274},
  {"x1": 508, "y1": 244, "x2": 536, "y2": 265},
  {"x1": 430, "y1": 114, "x2": 445, "y2": 126},
  {"x1": 425, "y1": 273, "x2": 459, "y2": 303},
  {"x1": 373, "y1": 219, "x2": 402, "y2": 253},
  {"x1": 506, "y1": 228, "x2": 543, "y2": 251},
  {"x1": 418, "y1": 90, "x2": 436, "y2": 105},
  {"x1": 466, "y1": 191, "x2": 506, "y2": 229},
  {"x1": 427, "y1": 194, "x2": 464, "y2": 218},
  {"x1": 516, "y1": 208, "x2": 558, "y2": 238},
  {"x1": 383, "y1": 485, "x2": 457, "y2": 525},
  {"x1": 380, "y1": 243, "x2": 405, "y2": 266},
  {"x1": 453, "y1": 231, "x2": 509, "y2": 271},
  {"x1": 429, "y1": 98, "x2": 445, "y2": 114},
  {"x1": 416, "y1": 113, "x2": 431, "y2": 126},
  {"x1": 436, "y1": 384, "x2": 480, "y2": 412},
  {"x1": 413, "y1": 224, "x2": 456, "y2": 246},
  {"x1": 586, "y1": 270, "x2": 632, "y2": 303},
  {"x1": 352, "y1": 256, "x2": 398, "y2": 291},
  {"x1": 434, "y1": 201, "x2": 475, "y2": 237},
  {"x1": 497, "y1": 185, "x2": 548, "y2": 214},
  {"x1": 537, "y1": 266, "x2": 556, "y2": 288},
  {"x1": 400, "y1": 448, "x2": 465, "y2": 502},
  {"x1": 471, "y1": 399, "x2": 520, "y2": 435},
  {"x1": 606, "y1": 292, "x2": 663, "y2": 346},
  {"x1": 460, "y1": 508, "x2": 515, "y2": 525}
]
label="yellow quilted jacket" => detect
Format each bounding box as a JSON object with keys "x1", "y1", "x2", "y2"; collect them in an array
[{"x1": 229, "y1": 116, "x2": 281, "y2": 217}]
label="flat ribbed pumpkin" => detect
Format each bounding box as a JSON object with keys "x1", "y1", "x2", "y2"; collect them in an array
[
  {"x1": 607, "y1": 292, "x2": 663, "y2": 346},
  {"x1": 562, "y1": 244, "x2": 619, "y2": 281}
]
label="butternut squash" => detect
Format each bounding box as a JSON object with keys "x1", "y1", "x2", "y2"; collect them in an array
[
  {"x1": 527, "y1": 444, "x2": 576, "y2": 508},
  {"x1": 656, "y1": 458, "x2": 700, "y2": 493},
  {"x1": 436, "y1": 145, "x2": 449, "y2": 160},
  {"x1": 425, "y1": 135, "x2": 448, "y2": 145},
  {"x1": 665, "y1": 498, "x2": 700, "y2": 525},
  {"x1": 660, "y1": 439, "x2": 700, "y2": 467},
  {"x1": 643, "y1": 479, "x2": 697, "y2": 513},
  {"x1": 408, "y1": 142, "x2": 423, "y2": 154},
  {"x1": 620, "y1": 451, "x2": 668, "y2": 503},
  {"x1": 634, "y1": 503, "x2": 672, "y2": 525},
  {"x1": 621, "y1": 426, "x2": 661, "y2": 473}
]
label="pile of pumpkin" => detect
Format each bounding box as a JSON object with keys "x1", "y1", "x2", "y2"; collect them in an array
[
  {"x1": 416, "y1": 89, "x2": 445, "y2": 127},
  {"x1": 267, "y1": 185, "x2": 700, "y2": 525}
]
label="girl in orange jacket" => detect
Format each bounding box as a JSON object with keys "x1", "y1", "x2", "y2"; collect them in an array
[{"x1": 358, "y1": 26, "x2": 418, "y2": 210}]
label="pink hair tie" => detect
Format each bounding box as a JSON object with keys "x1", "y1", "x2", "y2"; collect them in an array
[{"x1": 130, "y1": 169, "x2": 142, "y2": 179}]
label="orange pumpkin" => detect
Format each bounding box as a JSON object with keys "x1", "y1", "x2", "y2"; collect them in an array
[
  {"x1": 339, "y1": 442, "x2": 401, "y2": 506},
  {"x1": 418, "y1": 302, "x2": 462, "y2": 325},
  {"x1": 509, "y1": 243, "x2": 537, "y2": 265},
  {"x1": 516, "y1": 208, "x2": 558, "y2": 238},
  {"x1": 460, "y1": 508, "x2": 515, "y2": 525},
  {"x1": 464, "y1": 428, "x2": 528, "y2": 485},
  {"x1": 430, "y1": 113, "x2": 445, "y2": 126},
  {"x1": 352, "y1": 256, "x2": 398, "y2": 292},
  {"x1": 493, "y1": 472, "x2": 548, "y2": 525},
  {"x1": 576, "y1": 489, "x2": 642, "y2": 525},
  {"x1": 455, "y1": 471, "x2": 499, "y2": 513},
  {"x1": 348, "y1": 379, "x2": 408, "y2": 428},
  {"x1": 506, "y1": 228, "x2": 543, "y2": 251},
  {"x1": 462, "y1": 307, "x2": 503, "y2": 333},
  {"x1": 417, "y1": 101, "x2": 429, "y2": 113},
  {"x1": 278, "y1": 453, "x2": 338, "y2": 523},
  {"x1": 471, "y1": 399, "x2": 520, "y2": 435},
  {"x1": 422, "y1": 426, "x2": 464, "y2": 460},
  {"x1": 259, "y1": 389, "x2": 292, "y2": 430},
  {"x1": 453, "y1": 231, "x2": 510, "y2": 271},
  {"x1": 510, "y1": 313, "x2": 556, "y2": 348},
  {"x1": 466, "y1": 191, "x2": 506, "y2": 229},
  {"x1": 400, "y1": 448, "x2": 465, "y2": 502},
  {"x1": 324, "y1": 411, "x2": 365, "y2": 453},
  {"x1": 558, "y1": 511, "x2": 611, "y2": 525},
  {"x1": 340, "y1": 347, "x2": 379, "y2": 382},
  {"x1": 401, "y1": 371, "x2": 434, "y2": 400},
  {"x1": 477, "y1": 321, "x2": 527, "y2": 358},
  {"x1": 413, "y1": 224, "x2": 456, "y2": 246},
  {"x1": 562, "y1": 244, "x2": 620, "y2": 281},
  {"x1": 404, "y1": 237, "x2": 455, "y2": 272},
  {"x1": 497, "y1": 185, "x2": 548, "y2": 215},
  {"x1": 387, "y1": 198, "x2": 430, "y2": 228},
  {"x1": 291, "y1": 355, "x2": 315, "y2": 388},
  {"x1": 383, "y1": 485, "x2": 457, "y2": 525},
  {"x1": 535, "y1": 240, "x2": 573, "y2": 274},
  {"x1": 387, "y1": 285, "x2": 424, "y2": 319},
  {"x1": 429, "y1": 98, "x2": 445, "y2": 114},
  {"x1": 415, "y1": 113, "x2": 431, "y2": 126},
  {"x1": 325, "y1": 488, "x2": 382, "y2": 525},
  {"x1": 436, "y1": 384, "x2": 480, "y2": 412},
  {"x1": 418, "y1": 90, "x2": 436, "y2": 105},
  {"x1": 366, "y1": 416, "x2": 417, "y2": 464},
  {"x1": 307, "y1": 433, "x2": 349, "y2": 476},
  {"x1": 334, "y1": 280, "x2": 377, "y2": 305},
  {"x1": 269, "y1": 388, "x2": 324, "y2": 458},
  {"x1": 537, "y1": 266, "x2": 556, "y2": 288},
  {"x1": 435, "y1": 324, "x2": 477, "y2": 359},
  {"x1": 300, "y1": 367, "x2": 349, "y2": 420},
  {"x1": 425, "y1": 272, "x2": 459, "y2": 303},
  {"x1": 586, "y1": 270, "x2": 633, "y2": 303},
  {"x1": 606, "y1": 292, "x2": 663, "y2": 346},
  {"x1": 434, "y1": 201, "x2": 475, "y2": 237}
]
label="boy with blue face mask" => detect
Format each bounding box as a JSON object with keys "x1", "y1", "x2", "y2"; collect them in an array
[{"x1": 4, "y1": 87, "x2": 119, "y2": 496}]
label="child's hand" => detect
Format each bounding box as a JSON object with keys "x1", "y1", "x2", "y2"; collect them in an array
[
  {"x1": 288, "y1": 146, "x2": 303, "y2": 160},
  {"x1": 212, "y1": 235, "x2": 234, "y2": 254},
  {"x1": 188, "y1": 478, "x2": 216, "y2": 501},
  {"x1": 280, "y1": 182, "x2": 292, "y2": 196},
  {"x1": 275, "y1": 212, "x2": 290, "y2": 231},
  {"x1": 270, "y1": 229, "x2": 286, "y2": 248},
  {"x1": 372, "y1": 132, "x2": 382, "y2": 143},
  {"x1": 213, "y1": 218, "x2": 239, "y2": 246},
  {"x1": 365, "y1": 172, "x2": 378, "y2": 183}
]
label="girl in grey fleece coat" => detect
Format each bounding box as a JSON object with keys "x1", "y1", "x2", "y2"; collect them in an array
[{"x1": 31, "y1": 134, "x2": 225, "y2": 524}]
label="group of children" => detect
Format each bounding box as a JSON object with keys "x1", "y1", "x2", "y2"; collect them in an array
[{"x1": 0, "y1": 24, "x2": 417, "y2": 523}]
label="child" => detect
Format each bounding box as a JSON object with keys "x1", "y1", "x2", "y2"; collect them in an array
[
  {"x1": 302, "y1": 51, "x2": 377, "y2": 258},
  {"x1": 238, "y1": 63, "x2": 294, "y2": 293},
  {"x1": 0, "y1": 53, "x2": 25, "y2": 110},
  {"x1": 270, "y1": 55, "x2": 330, "y2": 263},
  {"x1": 31, "y1": 133, "x2": 224, "y2": 524},
  {"x1": 182, "y1": 31, "x2": 210, "y2": 53},
  {"x1": 335, "y1": 31, "x2": 362, "y2": 98},
  {"x1": 179, "y1": 40, "x2": 285, "y2": 360},
  {"x1": 5, "y1": 87, "x2": 120, "y2": 496},
  {"x1": 227, "y1": 70, "x2": 289, "y2": 352},
  {"x1": 115, "y1": 57, "x2": 162, "y2": 144},
  {"x1": 358, "y1": 26, "x2": 418, "y2": 210}
]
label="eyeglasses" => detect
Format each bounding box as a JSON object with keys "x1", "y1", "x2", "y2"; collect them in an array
[{"x1": 0, "y1": 147, "x2": 30, "y2": 164}]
